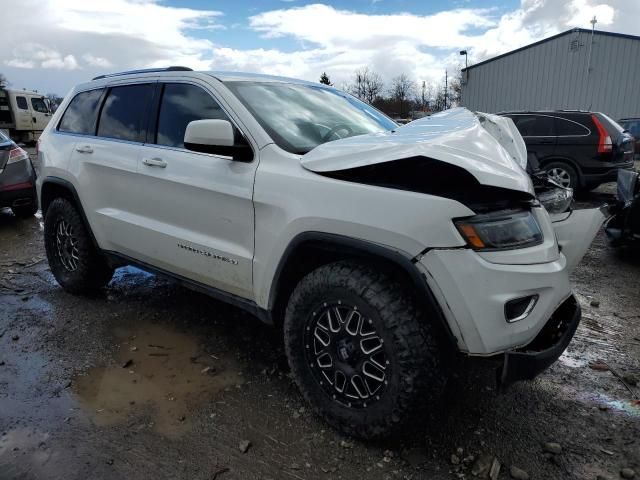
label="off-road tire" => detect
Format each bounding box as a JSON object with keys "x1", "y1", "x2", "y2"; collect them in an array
[
  {"x1": 284, "y1": 260, "x2": 448, "y2": 439},
  {"x1": 11, "y1": 201, "x2": 38, "y2": 218},
  {"x1": 44, "y1": 197, "x2": 113, "y2": 294}
]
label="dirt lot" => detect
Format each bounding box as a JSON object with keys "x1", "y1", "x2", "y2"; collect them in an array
[{"x1": 0, "y1": 150, "x2": 638, "y2": 480}]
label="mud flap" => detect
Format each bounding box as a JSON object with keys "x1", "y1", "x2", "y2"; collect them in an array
[{"x1": 551, "y1": 207, "x2": 607, "y2": 272}]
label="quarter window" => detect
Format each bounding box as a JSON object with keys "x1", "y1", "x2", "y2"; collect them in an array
[
  {"x1": 58, "y1": 89, "x2": 104, "y2": 135},
  {"x1": 155, "y1": 83, "x2": 228, "y2": 148},
  {"x1": 97, "y1": 84, "x2": 154, "y2": 142},
  {"x1": 555, "y1": 117, "x2": 589, "y2": 136},
  {"x1": 16, "y1": 96, "x2": 28, "y2": 110},
  {"x1": 511, "y1": 115, "x2": 555, "y2": 137},
  {"x1": 31, "y1": 97, "x2": 49, "y2": 114}
]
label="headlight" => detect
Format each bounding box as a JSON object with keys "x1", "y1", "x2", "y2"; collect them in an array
[
  {"x1": 454, "y1": 209, "x2": 543, "y2": 251},
  {"x1": 537, "y1": 186, "x2": 573, "y2": 214}
]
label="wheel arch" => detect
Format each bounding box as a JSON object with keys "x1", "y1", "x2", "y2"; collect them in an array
[
  {"x1": 40, "y1": 176, "x2": 99, "y2": 249},
  {"x1": 267, "y1": 232, "x2": 458, "y2": 350},
  {"x1": 538, "y1": 156, "x2": 583, "y2": 176}
]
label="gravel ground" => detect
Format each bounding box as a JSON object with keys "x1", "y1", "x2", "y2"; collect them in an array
[{"x1": 0, "y1": 150, "x2": 638, "y2": 480}]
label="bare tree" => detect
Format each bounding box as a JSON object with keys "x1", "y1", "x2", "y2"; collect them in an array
[
  {"x1": 364, "y1": 71, "x2": 383, "y2": 104},
  {"x1": 389, "y1": 74, "x2": 415, "y2": 117},
  {"x1": 349, "y1": 67, "x2": 368, "y2": 100},
  {"x1": 415, "y1": 80, "x2": 435, "y2": 112},
  {"x1": 448, "y1": 68, "x2": 464, "y2": 107},
  {"x1": 45, "y1": 93, "x2": 64, "y2": 112}
]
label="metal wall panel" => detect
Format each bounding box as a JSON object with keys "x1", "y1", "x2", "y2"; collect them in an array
[{"x1": 461, "y1": 31, "x2": 640, "y2": 120}]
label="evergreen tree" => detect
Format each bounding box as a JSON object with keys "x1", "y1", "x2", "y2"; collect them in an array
[{"x1": 319, "y1": 72, "x2": 332, "y2": 85}]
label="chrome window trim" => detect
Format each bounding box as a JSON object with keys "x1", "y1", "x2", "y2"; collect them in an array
[{"x1": 508, "y1": 113, "x2": 592, "y2": 138}]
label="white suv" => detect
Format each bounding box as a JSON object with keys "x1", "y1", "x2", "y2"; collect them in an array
[{"x1": 37, "y1": 67, "x2": 606, "y2": 439}]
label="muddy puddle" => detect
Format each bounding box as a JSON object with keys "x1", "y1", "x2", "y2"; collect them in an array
[{"x1": 73, "y1": 321, "x2": 242, "y2": 437}]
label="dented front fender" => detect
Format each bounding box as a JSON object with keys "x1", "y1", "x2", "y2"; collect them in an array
[{"x1": 551, "y1": 206, "x2": 608, "y2": 272}]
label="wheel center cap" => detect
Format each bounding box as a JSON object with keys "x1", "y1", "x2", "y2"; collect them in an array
[{"x1": 337, "y1": 338, "x2": 355, "y2": 362}]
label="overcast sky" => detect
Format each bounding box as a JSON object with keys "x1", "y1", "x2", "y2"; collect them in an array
[{"x1": 1, "y1": 0, "x2": 638, "y2": 96}]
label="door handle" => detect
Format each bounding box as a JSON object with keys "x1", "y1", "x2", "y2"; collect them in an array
[
  {"x1": 142, "y1": 157, "x2": 167, "y2": 168},
  {"x1": 75, "y1": 145, "x2": 93, "y2": 154}
]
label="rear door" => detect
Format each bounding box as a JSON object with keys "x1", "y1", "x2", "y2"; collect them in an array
[
  {"x1": 553, "y1": 114, "x2": 592, "y2": 163},
  {"x1": 64, "y1": 83, "x2": 155, "y2": 254},
  {"x1": 132, "y1": 80, "x2": 257, "y2": 299},
  {"x1": 507, "y1": 114, "x2": 556, "y2": 162},
  {"x1": 13, "y1": 95, "x2": 32, "y2": 131}
]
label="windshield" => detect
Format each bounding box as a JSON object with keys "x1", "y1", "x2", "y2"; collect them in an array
[{"x1": 225, "y1": 81, "x2": 397, "y2": 154}]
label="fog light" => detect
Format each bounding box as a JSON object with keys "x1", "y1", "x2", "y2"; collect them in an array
[{"x1": 505, "y1": 295, "x2": 539, "y2": 323}]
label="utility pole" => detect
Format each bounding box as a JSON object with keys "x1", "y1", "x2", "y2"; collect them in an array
[
  {"x1": 444, "y1": 69, "x2": 448, "y2": 110},
  {"x1": 421, "y1": 81, "x2": 426, "y2": 111},
  {"x1": 587, "y1": 16, "x2": 597, "y2": 74}
]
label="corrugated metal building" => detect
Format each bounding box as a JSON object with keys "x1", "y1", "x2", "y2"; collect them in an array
[{"x1": 461, "y1": 28, "x2": 640, "y2": 120}]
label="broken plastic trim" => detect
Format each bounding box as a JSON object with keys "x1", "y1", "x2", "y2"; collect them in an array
[{"x1": 320, "y1": 156, "x2": 535, "y2": 212}]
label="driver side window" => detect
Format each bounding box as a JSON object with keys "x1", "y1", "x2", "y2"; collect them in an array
[{"x1": 155, "y1": 83, "x2": 229, "y2": 149}]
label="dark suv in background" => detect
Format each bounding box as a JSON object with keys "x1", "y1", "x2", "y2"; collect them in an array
[{"x1": 500, "y1": 111, "x2": 635, "y2": 191}]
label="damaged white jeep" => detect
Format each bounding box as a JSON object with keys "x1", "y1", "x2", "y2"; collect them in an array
[{"x1": 37, "y1": 68, "x2": 607, "y2": 439}]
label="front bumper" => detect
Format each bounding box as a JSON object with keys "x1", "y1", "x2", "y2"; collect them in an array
[
  {"x1": 417, "y1": 248, "x2": 572, "y2": 354},
  {"x1": 499, "y1": 295, "x2": 580, "y2": 387}
]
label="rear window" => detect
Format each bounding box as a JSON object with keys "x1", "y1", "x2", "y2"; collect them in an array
[
  {"x1": 555, "y1": 117, "x2": 589, "y2": 136},
  {"x1": 510, "y1": 115, "x2": 555, "y2": 137},
  {"x1": 58, "y1": 89, "x2": 104, "y2": 135},
  {"x1": 597, "y1": 113, "x2": 624, "y2": 136},
  {"x1": 97, "y1": 84, "x2": 154, "y2": 143},
  {"x1": 16, "y1": 96, "x2": 28, "y2": 110}
]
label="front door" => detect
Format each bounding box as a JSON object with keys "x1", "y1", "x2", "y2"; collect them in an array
[
  {"x1": 132, "y1": 81, "x2": 257, "y2": 299},
  {"x1": 28, "y1": 95, "x2": 51, "y2": 132}
]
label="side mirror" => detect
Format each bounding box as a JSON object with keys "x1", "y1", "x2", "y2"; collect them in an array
[{"x1": 184, "y1": 119, "x2": 252, "y2": 161}]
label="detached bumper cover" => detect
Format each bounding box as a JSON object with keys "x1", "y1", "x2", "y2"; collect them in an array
[{"x1": 499, "y1": 295, "x2": 580, "y2": 387}]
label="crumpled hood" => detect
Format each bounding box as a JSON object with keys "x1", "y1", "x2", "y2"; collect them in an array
[{"x1": 301, "y1": 108, "x2": 534, "y2": 195}]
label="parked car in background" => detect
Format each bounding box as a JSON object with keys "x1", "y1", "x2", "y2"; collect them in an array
[
  {"x1": 606, "y1": 169, "x2": 640, "y2": 245},
  {"x1": 0, "y1": 129, "x2": 38, "y2": 217},
  {"x1": 499, "y1": 110, "x2": 635, "y2": 191},
  {"x1": 0, "y1": 88, "x2": 53, "y2": 144},
  {"x1": 618, "y1": 117, "x2": 640, "y2": 160}
]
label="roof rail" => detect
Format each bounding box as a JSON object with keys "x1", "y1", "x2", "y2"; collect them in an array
[{"x1": 92, "y1": 66, "x2": 193, "y2": 81}]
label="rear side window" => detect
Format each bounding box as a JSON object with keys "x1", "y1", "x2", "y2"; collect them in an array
[
  {"x1": 97, "y1": 84, "x2": 154, "y2": 142},
  {"x1": 555, "y1": 117, "x2": 589, "y2": 136},
  {"x1": 16, "y1": 96, "x2": 28, "y2": 110},
  {"x1": 58, "y1": 89, "x2": 104, "y2": 135},
  {"x1": 511, "y1": 115, "x2": 554, "y2": 137},
  {"x1": 31, "y1": 97, "x2": 48, "y2": 113},
  {"x1": 155, "y1": 83, "x2": 228, "y2": 148}
]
